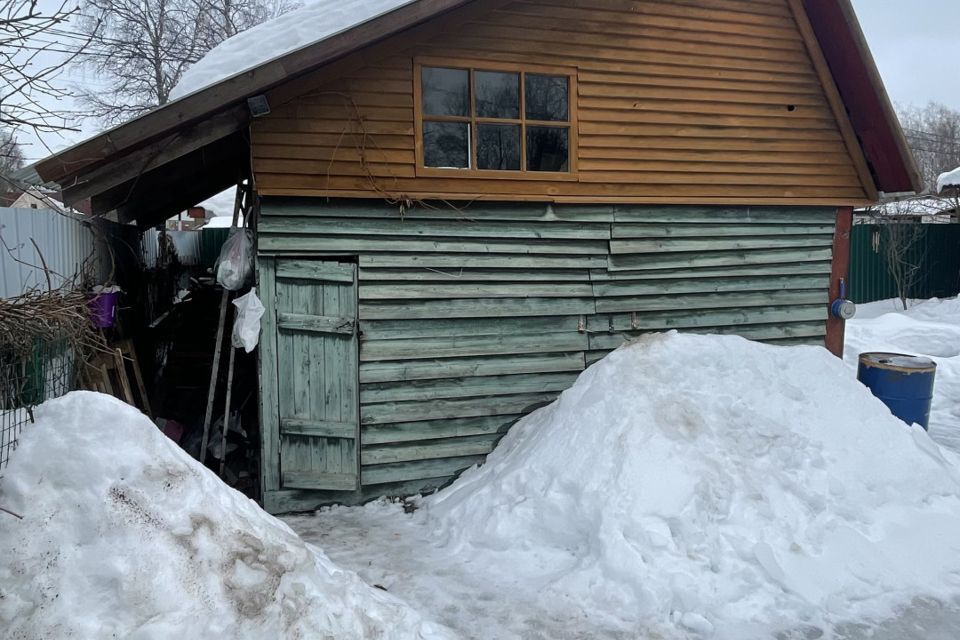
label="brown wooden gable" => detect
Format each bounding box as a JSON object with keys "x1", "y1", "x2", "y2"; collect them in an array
[{"x1": 251, "y1": 0, "x2": 876, "y2": 206}]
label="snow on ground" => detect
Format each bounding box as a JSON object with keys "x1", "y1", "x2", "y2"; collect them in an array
[
  {"x1": 170, "y1": 0, "x2": 414, "y2": 100},
  {"x1": 289, "y1": 332, "x2": 960, "y2": 640},
  {"x1": 845, "y1": 297, "x2": 960, "y2": 452},
  {"x1": 0, "y1": 392, "x2": 453, "y2": 639}
]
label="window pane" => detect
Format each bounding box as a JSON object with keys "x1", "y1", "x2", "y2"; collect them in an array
[
  {"x1": 477, "y1": 124, "x2": 520, "y2": 170},
  {"x1": 475, "y1": 71, "x2": 520, "y2": 119},
  {"x1": 424, "y1": 121, "x2": 470, "y2": 168},
  {"x1": 526, "y1": 126, "x2": 569, "y2": 172},
  {"x1": 525, "y1": 74, "x2": 569, "y2": 121},
  {"x1": 421, "y1": 67, "x2": 469, "y2": 117}
]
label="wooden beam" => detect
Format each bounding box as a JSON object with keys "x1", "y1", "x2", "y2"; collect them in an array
[
  {"x1": 61, "y1": 106, "x2": 248, "y2": 205},
  {"x1": 825, "y1": 206, "x2": 853, "y2": 357},
  {"x1": 787, "y1": 0, "x2": 879, "y2": 203}
]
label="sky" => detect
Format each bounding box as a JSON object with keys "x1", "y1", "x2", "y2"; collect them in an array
[{"x1": 11, "y1": 0, "x2": 960, "y2": 166}]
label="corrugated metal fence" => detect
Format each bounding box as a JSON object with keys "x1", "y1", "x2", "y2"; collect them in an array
[
  {"x1": 0, "y1": 207, "x2": 106, "y2": 298},
  {"x1": 849, "y1": 223, "x2": 960, "y2": 303}
]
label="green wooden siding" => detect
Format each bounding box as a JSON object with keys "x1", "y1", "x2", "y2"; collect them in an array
[{"x1": 258, "y1": 199, "x2": 834, "y2": 513}]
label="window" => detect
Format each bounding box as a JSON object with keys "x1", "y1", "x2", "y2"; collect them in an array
[{"x1": 415, "y1": 60, "x2": 576, "y2": 176}]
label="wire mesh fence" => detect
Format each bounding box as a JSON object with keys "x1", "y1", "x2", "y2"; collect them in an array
[{"x1": 0, "y1": 338, "x2": 75, "y2": 471}]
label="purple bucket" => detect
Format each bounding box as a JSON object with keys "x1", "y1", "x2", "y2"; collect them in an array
[{"x1": 88, "y1": 291, "x2": 120, "y2": 328}]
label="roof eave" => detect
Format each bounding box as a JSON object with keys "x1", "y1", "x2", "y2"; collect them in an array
[
  {"x1": 34, "y1": 0, "x2": 476, "y2": 187},
  {"x1": 802, "y1": 0, "x2": 923, "y2": 196}
]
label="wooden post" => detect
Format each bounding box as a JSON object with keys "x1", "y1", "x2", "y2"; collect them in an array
[
  {"x1": 826, "y1": 206, "x2": 854, "y2": 357},
  {"x1": 199, "y1": 186, "x2": 244, "y2": 461},
  {"x1": 219, "y1": 335, "x2": 237, "y2": 478}
]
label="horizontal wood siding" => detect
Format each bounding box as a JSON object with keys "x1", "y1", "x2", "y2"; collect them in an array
[
  {"x1": 258, "y1": 198, "x2": 832, "y2": 510},
  {"x1": 252, "y1": 0, "x2": 872, "y2": 205}
]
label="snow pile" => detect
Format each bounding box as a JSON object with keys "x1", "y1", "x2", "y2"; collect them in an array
[
  {"x1": 846, "y1": 297, "x2": 960, "y2": 450},
  {"x1": 424, "y1": 333, "x2": 960, "y2": 638},
  {"x1": 937, "y1": 166, "x2": 960, "y2": 193},
  {"x1": 171, "y1": 0, "x2": 413, "y2": 100},
  {"x1": 0, "y1": 392, "x2": 452, "y2": 639}
]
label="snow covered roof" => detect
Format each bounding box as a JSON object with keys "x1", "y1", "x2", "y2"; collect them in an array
[
  {"x1": 937, "y1": 167, "x2": 960, "y2": 194},
  {"x1": 171, "y1": 0, "x2": 416, "y2": 100}
]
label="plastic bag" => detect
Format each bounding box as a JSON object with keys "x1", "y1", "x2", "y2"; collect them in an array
[
  {"x1": 232, "y1": 288, "x2": 265, "y2": 352},
  {"x1": 215, "y1": 228, "x2": 254, "y2": 291}
]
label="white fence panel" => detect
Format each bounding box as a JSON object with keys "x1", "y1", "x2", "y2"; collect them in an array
[{"x1": 0, "y1": 207, "x2": 100, "y2": 299}]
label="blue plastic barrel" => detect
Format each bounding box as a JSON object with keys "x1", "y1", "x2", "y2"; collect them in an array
[{"x1": 857, "y1": 352, "x2": 937, "y2": 430}]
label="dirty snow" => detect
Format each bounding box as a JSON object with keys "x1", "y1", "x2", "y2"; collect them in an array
[
  {"x1": 170, "y1": 0, "x2": 414, "y2": 100},
  {"x1": 937, "y1": 166, "x2": 960, "y2": 193},
  {"x1": 0, "y1": 392, "x2": 453, "y2": 639},
  {"x1": 289, "y1": 332, "x2": 960, "y2": 639},
  {"x1": 845, "y1": 297, "x2": 960, "y2": 452}
]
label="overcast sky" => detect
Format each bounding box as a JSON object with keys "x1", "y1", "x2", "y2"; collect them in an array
[
  {"x1": 14, "y1": 0, "x2": 960, "y2": 164},
  {"x1": 851, "y1": 0, "x2": 960, "y2": 108}
]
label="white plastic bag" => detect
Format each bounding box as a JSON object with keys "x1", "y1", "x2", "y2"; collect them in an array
[
  {"x1": 215, "y1": 228, "x2": 254, "y2": 291},
  {"x1": 232, "y1": 288, "x2": 265, "y2": 352}
]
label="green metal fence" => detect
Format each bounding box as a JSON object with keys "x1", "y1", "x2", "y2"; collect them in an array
[
  {"x1": 849, "y1": 223, "x2": 960, "y2": 304},
  {"x1": 0, "y1": 339, "x2": 75, "y2": 471}
]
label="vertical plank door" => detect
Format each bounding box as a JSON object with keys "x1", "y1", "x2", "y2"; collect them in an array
[{"x1": 274, "y1": 259, "x2": 359, "y2": 491}]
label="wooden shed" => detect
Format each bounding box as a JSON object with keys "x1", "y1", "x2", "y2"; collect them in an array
[{"x1": 26, "y1": 0, "x2": 921, "y2": 513}]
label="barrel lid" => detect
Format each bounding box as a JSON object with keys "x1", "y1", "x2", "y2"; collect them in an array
[{"x1": 858, "y1": 352, "x2": 937, "y2": 371}]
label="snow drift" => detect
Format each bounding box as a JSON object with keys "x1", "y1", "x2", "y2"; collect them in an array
[
  {"x1": 0, "y1": 392, "x2": 452, "y2": 639},
  {"x1": 425, "y1": 333, "x2": 960, "y2": 638}
]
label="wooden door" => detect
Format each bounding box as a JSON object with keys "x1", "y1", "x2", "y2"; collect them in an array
[{"x1": 274, "y1": 259, "x2": 359, "y2": 491}]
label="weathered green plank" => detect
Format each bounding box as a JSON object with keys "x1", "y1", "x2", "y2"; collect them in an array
[
  {"x1": 609, "y1": 236, "x2": 833, "y2": 255},
  {"x1": 360, "y1": 315, "x2": 581, "y2": 340},
  {"x1": 587, "y1": 305, "x2": 827, "y2": 333},
  {"x1": 360, "y1": 282, "x2": 595, "y2": 300},
  {"x1": 282, "y1": 471, "x2": 358, "y2": 491},
  {"x1": 257, "y1": 257, "x2": 281, "y2": 493},
  {"x1": 360, "y1": 332, "x2": 589, "y2": 361},
  {"x1": 278, "y1": 312, "x2": 355, "y2": 334},
  {"x1": 280, "y1": 418, "x2": 356, "y2": 439},
  {"x1": 587, "y1": 321, "x2": 827, "y2": 350},
  {"x1": 594, "y1": 289, "x2": 826, "y2": 313},
  {"x1": 611, "y1": 223, "x2": 835, "y2": 238},
  {"x1": 360, "y1": 371, "x2": 579, "y2": 403},
  {"x1": 359, "y1": 352, "x2": 585, "y2": 383},
  {"x1": 359, "y1": 253, "x2": 608, "y2": 269},
  {"x1": 261, "y1": 215, "x2": 611, "y2": 240},
  {"x1": 592, "y1": 275, "x2": 829, "y2": 297},
  {"x1": 258, "y1": 235, "x2": 608, "y2": 255},
  {"x1": 276, "y1": 260, "x2": 355, "y2": 282},
  {"x1": 362, "y1": 415, "x2": 519, "y2": 445},
  {"x1": 361, "y1": 434, "x2": 503, "y2": 465},
  {"x1": 361, "y1": 455, "x2": 487, "y2": 485},
  {"x1": 361, "y1": 297, "x2": 596, "y2": 319},
  {"x1": 589, "y1": 262, "x2": 833, "y2": 281},
  {"x1": 613, "y1": 206, "x2": 836, "y2": 224},
  {"x1": 263, "y1": 199, "x2": 615, "y2": 222},
  {"x1": 608, "y1": 247, "x2": 833, "y2": 271},
  {"x1": 361, "y1": 392, "x2": 558, "y2": 424},
  {"x1": 359, "y1": 267, "x2": 593, "y2": 282}
]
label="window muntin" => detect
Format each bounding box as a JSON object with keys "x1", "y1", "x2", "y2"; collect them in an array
[{"x1": 417, "y1": 63, "x2": 574, "y2": 175}]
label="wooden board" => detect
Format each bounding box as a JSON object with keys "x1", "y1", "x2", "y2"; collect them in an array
[{"x1": 251, "y1": 0, "x2": 874, "y2": 205}]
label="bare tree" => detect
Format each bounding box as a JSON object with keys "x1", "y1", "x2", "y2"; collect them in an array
[
  {"x1": 862, "y1": 201, "x2": 927, "y2": 309},
  {"x1": 0, "y1": 0, "x2": 87, "y2": 134},
  {"x1": 0, "y1": 129, "x2": 24, "y2": 177},
  {"x1": 74, "y1": 0, "x2": 208, "y2": 125},
  {"x1": 898, "y1": 102, "x2": 960, "y2": 193},
  {"x1": 74, "y1": 0, "x2": 297, "y2": 126}
]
